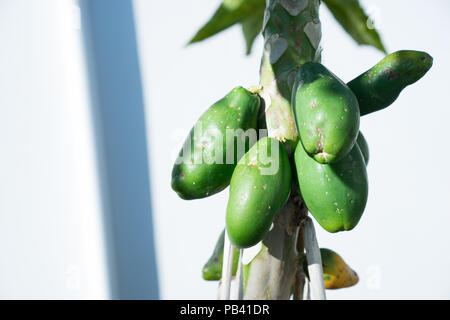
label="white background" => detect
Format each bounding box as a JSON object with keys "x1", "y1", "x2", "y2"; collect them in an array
[
  {"x1": 0, "y1": 0, "x2": 110, "y2": 299},
  {"x1": 0, "y1": 0, "x2": 448, "y2": 299},
  {"x1": 134, "y1": 0, "x2": 450, "y2": 299}
]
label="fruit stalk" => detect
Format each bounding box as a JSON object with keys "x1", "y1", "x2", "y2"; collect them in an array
[{"x1": 243, "y1": 0, "x2": 322, "y2": 300}]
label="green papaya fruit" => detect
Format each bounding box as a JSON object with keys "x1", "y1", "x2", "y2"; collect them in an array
[
  {"x1": 320, "y1": 248, "x2": 359, "y2": 289},
  {"x1": 303, "y1": 248, "x2": 359, "y2": 289},
  {"x1": 293, "y1": 62, "x2": 360, "y2": 164},
  {"x1": 356, "y1": 131, "x2": 369, "y2": 166},
  {"x1": 202, "y1": 230, "x2": 239, "y2": 281},
  {"x1": 295, "y1": 142, "x2": 368, "y2": 232},
  {"x1": 226, "y1": 137, "x2": 292, "y2": 248},
  {"x1": 348, "y1": 50, "x2": 433, "y2": 116},
  {"x1": 171, "y1": 87, "x2": 260, "y2": 200}
]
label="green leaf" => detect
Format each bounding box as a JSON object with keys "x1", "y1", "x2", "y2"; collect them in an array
[
  {"x1": 188, "y1": 0, "x2": 265, "y2": 45},
  {"x1": 241, "y1": 14, "x2": 264, "y2": 55},
  {"x1": 322, "y1": 0, "x2": 387, "y2": 53}
]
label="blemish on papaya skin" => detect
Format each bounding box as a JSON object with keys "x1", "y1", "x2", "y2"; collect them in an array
[
  {"x1": 248, "y1": 158, "x2": 258, "y2": 167},
  {"x1": 311, "y1": 100, "x2": 318, "y2": 109},
  {"x1": 384, "y1": 69, "x2": 401, "y2": 80},
  {"x1": 317, "y1": 126, "x2": 324, "y2": 137},
  {"x1": 200, "y1": 141, "x2": 209, "y2": 148},
  {"x1": 316, "y1": 140, "x2": 323, "y2": 152},
  {"x1": 316, "y1": 151, "x2": 329, "y2": 162}
]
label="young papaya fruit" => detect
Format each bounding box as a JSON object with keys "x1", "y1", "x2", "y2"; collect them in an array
[
  {"x1": 171, "y1": 87, "x2": 260, "y2": 200},
  {"x1": 292, "y1": 62, "x2": 360, "y2": 164},
  {"x1": 321, "y1": 248, "x2": 359, "y2": 289},
  {"x1": 295, "y1": 142, "x2": 368, "y2": 232},
  {"x1": 356, "y1": 131, "x2": 369, "y2": 166},
  {"x1": 226, "y1": 137, "x2": 292, "y2": 248},
  {"x1": 348, "y1": 50, "x2": 433, "y2": 116},
  {"x1": 202, "y1": 230, "x2": 239, "y2": 281},
  {"x1": 303, "y1": 248, "x2": 359, "y2": 289}
]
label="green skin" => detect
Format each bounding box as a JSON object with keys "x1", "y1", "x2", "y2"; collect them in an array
[
  {"x1": 295, "y1": 142, "x2": 368, "y2": 232},
  {"x1": 356, "y1": 131, "x2": 369, "y2": 166},
  {"x1": 293, "y1": 62, "x2": 360, "y2": 164},
  {"x1": 171, "y1": 87, "x2": 260, "y2": 200},
  {"x1": 202, "y1": 230, "x2": 239, "y2": 281},
  {"x1": 226, "y1": 137, "x2": 292, "y2": 248},
  {"x1": 348, "y1": 50, "x2": 433, "y2": 116}
]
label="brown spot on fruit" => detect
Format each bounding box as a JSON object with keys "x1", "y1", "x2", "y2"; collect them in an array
[
  {"x1": 317, "y1": 127, "x2": 324, "y2": 137},
  {"x1": 316, "y1": 141, "x2": 323, "y2": 152}
]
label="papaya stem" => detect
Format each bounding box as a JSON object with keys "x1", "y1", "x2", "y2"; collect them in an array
[{"x1": 244, "y1": 0, "x2": 322, "y2": 300}]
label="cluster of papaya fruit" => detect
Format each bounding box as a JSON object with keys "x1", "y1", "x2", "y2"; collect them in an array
[{"x1": 171, "y1": 50, "x2": 432, "y2": 287}]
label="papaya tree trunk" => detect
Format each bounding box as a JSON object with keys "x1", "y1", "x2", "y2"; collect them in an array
[{"x1": 244, "y1": 0, "x2": 322, "y2": 300}]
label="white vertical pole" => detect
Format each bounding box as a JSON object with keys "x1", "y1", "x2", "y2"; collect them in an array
[
  {"x1": 219, "y1": 231, "x2": 233, "y2": 300},
  {"x1": 303, "y1": 217, "x2": 326, "y2": 300},
  {"x1": 302, "y1": 277, "x2": 310, "y2": 300},
  {"x1": 235, "y1": 249, "x2": 244, "y2": 300}
]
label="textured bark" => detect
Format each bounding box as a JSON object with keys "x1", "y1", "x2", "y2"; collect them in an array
[
  {"x1": 244, "y1": 0, "x2": 322, "y2": 300},
  {"x1": 259, "y1": 0, "x2": 322, "y2": 145}
]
